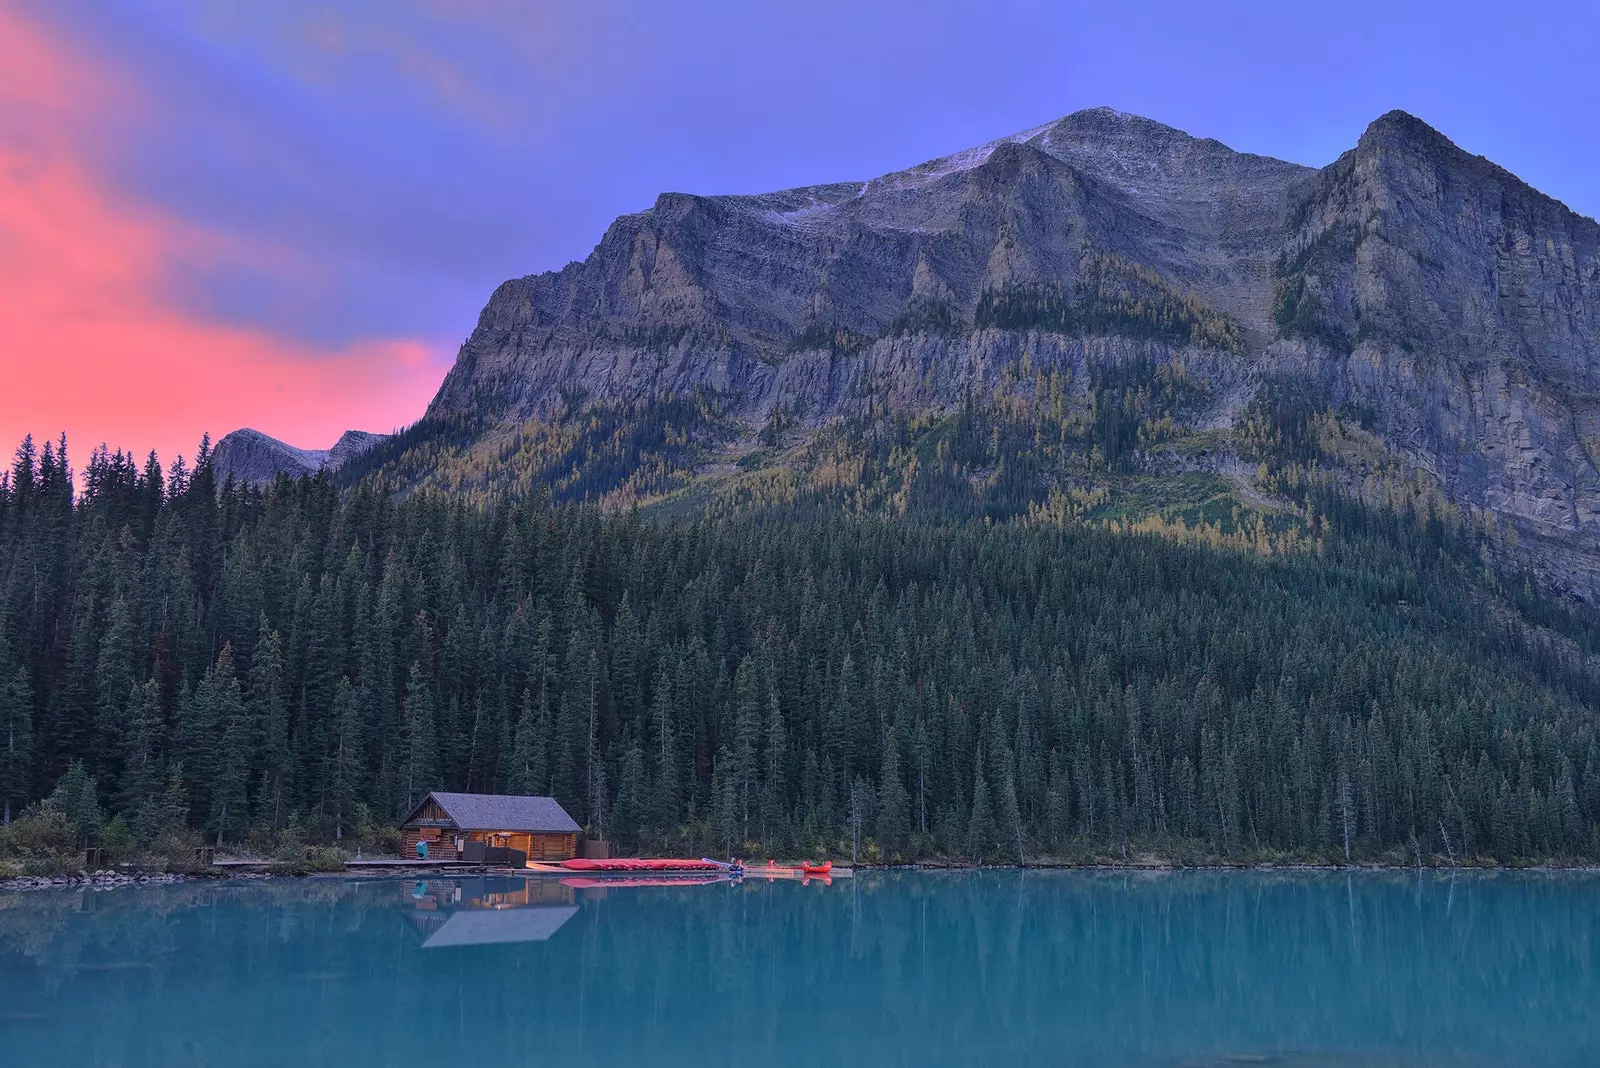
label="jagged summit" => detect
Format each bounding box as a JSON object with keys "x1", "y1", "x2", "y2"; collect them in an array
[
  {"x1": 388, "y1": 109, "x2": 1600, "y2": 593},
  {"x1": 211, "y1": 427, "x2": 386, "y2": 485}
]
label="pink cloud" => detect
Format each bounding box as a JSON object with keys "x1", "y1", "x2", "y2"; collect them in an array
[{"x1": 0, "y1": 6, "x2": 449, "y2": 470}]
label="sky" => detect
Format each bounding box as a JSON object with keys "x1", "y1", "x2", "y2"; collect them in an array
[{"x1": 2, "y1": 0, "x2": 1597, "y2": 469}]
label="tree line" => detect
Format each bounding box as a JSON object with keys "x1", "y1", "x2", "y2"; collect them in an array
[{"x1": 2, "y1": 430, "x2": 1599, "y2": 864}]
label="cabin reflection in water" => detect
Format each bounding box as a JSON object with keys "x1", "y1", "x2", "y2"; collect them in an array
[{"x1": 402, "y1": 877, "x2": 578, "y2": 948}]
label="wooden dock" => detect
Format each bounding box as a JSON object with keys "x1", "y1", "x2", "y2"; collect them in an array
[
  {"x1": 332, "y1": 858, "x2": 855, "y2": 879},
  {"x1": 345, "y1": 858, "x2": 487, "y2": 869}
]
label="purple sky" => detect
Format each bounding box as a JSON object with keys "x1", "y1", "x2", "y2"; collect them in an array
[{"x1": 8, "y1": 0, "x2": 1599, "y2": 455}]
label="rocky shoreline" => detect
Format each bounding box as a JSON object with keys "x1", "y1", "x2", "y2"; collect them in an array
[
  {"x1": 7, "y1": 859, "x2": 1600, "y2": 893},
  {"x1": 0, "y1": 869, "x2": 199, "y2": 892},
  {"x1": 0, "y1": 868, "x2": 292, "y2": 893}
]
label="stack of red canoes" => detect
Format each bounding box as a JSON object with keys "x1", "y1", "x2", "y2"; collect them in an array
[{"x1": 559, "y1": 858, "x2": 723, "y2": 873}]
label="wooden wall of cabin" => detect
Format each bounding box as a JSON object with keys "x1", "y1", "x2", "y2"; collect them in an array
[
  {"x1": 398, "y1": 828, "x2": 574, "y2": 862},
  {"x1": 400, "y1": 826, "x2": 460, "y2": 860}
]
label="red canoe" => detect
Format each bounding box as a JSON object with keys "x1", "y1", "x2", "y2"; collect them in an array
[{"x1": 801, "y1": 860, "x2": 832, "y2": 875}]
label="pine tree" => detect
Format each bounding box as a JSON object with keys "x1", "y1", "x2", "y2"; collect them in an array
[
  {"x1": 50, "y1": 760, "x2": 103, "y2": 847},
  {"x1": 92, "y1": 598, "x2": 136, "y2": 790},
  {"x1": 849, "y1": 774, "x2": 871, "y2": 864},
  {"x1": 506, "y1": 689, "x2": 541, "y2": 795},
  {"x1": 649, "y1": 669, "x2": 680, "y2": 840},
  {"x1": 876, "y1": 737, "x2": 911, "y2": 858},
  {"x1": 249, "y1": 618, "x2": 290, "y2": 830},
  {"x1": 733, "y1": 656, "x2": 761, "y2": 843},
  {"x1": 761, "y1": 688, "x2": 787, "y2": 851},
  {"x1": 118, "y1": 679, "x2": 163, "y2": 815},
  {"x1": 711, "y1": 744, "x2": 737, "y2": 858},
  {"x1": 998, "y1": 765, "x2": 1025, "y2": 863},
  {"x1": 205, "y1": 644, "x2": 251, "y2": 847},
  {"x1": 967, "y1": 752, "x2": 995, "y2": 863},
  {"x1": 135, "y1": 761, "x2": 190, "y2": 850},
  {"x1": 400, "y1": 661, "x2": 438, "y2": 811},
  {"x1": 0, "y1": 667, "x2": 34, "y2": 825},
  {"x1": 329, "y1": 676, "x2": 362, "y2": 840},
  {"x1": 611, "y1": 741, "x2": 646, "y2": 850}
]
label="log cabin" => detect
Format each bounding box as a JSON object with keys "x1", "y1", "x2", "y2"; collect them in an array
[{"x1": 399, "y1": 791, "x2": 581, "y2": 865}]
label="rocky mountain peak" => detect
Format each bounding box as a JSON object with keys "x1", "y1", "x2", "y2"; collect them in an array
[
  {"x1": 211, "y1": 427, "x2": 387, "y2": 485},
  {"x1": 413, "y1": 109, "x2": 1600, "y2": 595}
]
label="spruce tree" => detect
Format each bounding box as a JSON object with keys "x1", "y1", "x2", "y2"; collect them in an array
[
  {"x1": 329, "y1": 676, "x2": 361, "y2": 840},
  {"x1": 92, "y1": 598, "x2": 136, "y2": 790},
  {"x1": 118, "y1": 679, "x2": 162, "y2": 816},
  {"x1": 611, "y1": 741, "x2": 645, "y2": 850},
  {"x1": 967, "y1": 753, "x2": 995, "y2": 863},
  {"x1": 249, "y1": 618, "x2": 290, "y2": 830},
  {"x1": 205, "y1": 644, "x2": 252, "y2": 847},
  {"x1": 0, "y1": 667, "x2": 33, "y2": 825},
  {"x1": 50, "y1": 760, "x2": 103, "y2": 847},
  {"x1": 400, "y1": 661, "x2": 438, "y2": 811},
  {"x1": 648, "y1": 671, "x2": 680, "y2": 842},
  {"x1": 877, "y1": 738, "x2": 911, "y2": 858},
  {"x1": 506, "y1": 689, "x2": 540, "y2": 795}
]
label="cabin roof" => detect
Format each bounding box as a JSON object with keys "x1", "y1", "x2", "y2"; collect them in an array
[{"x1": 403, "y1": 791, "x2": 581, "y2": 834}]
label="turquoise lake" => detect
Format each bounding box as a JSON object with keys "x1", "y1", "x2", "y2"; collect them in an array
[{"x1": 1, "y1": 870, "x2": 1596, "y2": 1066}]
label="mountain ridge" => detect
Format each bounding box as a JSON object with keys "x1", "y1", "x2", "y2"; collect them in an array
[
  {"x1": 211, "y1": 428, "x2": 386, "y2": 485},
  {"x1": 243, "y1": 107, "x2": 1600, "y2": 595}
]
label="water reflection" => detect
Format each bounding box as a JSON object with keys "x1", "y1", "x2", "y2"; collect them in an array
[
  {"x1": 403, "y1": 877, "x2": 578, "y2": 947},
  {"x1": 0, "y1": 871, "x2": 1596, "y2": 1067}
]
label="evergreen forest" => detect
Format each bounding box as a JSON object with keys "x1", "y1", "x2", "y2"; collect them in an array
[{"x1": 3, "y1": 422, "x2": 1600, "y2": 868}]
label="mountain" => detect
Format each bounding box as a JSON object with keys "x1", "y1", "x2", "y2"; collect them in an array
[
  {"x1": 365, "y1": 108, "x2": 1600, "y2": 595},
  {"x1": 11, "y1": 113, "x2": 1600, "y2": 868},
  {"x1": 211, "y1": 428, "x2": 386, "y2": 485}
]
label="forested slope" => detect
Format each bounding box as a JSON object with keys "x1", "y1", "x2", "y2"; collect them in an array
[{"x1": 2, "y1": 432, "x2": 1598, "y2": 865}]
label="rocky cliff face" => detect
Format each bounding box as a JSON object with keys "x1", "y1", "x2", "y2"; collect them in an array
[
  {"x1": 431, "y1": 109, "x2": 1311, "y2": 423},
  {"x1": 422, "y1": 107, "x2": 1600, "y2": 594},
  {"x1": 212, "y1": 428, "x2": 386, "y2": 485}
]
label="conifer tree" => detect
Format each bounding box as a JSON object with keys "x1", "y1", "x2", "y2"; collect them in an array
[
  {"x1": 611, "y1": 741, "x2": 645, "y2": 850},
  {"x1": 968, "y1": 752, "x2": 995, "y2": 863},
  {"x1": 92, "y1": 598, "x2": 136, "y2": 789},
  {"x1": 134, "y1": 761, "x2": 190, "y2": 850},
  {"x1": 50, "y1": 760, "x2": 103, "y2": 847},
  {"x1": 119, "y1": 679, "x2": 163, "y2": 816},
  {"x1": 761, "y1": 688, "x2": 787, "y2": 851},
  {"x1": 328, "y1": 676, "x2": 361, "y2": 840},
  {"x1": 0, "y1": 667, "x2": 33, "y2": 825},
  {"x1": 877, "y1": 737, "x2": 911, "y2": 858},
  {"x1": 205, "y1": 644, "x2": 251, "y2": 847},
  {"x1": 649, "y1": 671, "x2": 680, "y2": 841},
  {"x1": 506, "y1": 689, "x2": 541, "y2": 795},
  {"x1": 400, "y1": 662, "x2": 438, "y2": 811},
  {"x1": 249, "y1": 618, "x2": 290, "y2": 830}
]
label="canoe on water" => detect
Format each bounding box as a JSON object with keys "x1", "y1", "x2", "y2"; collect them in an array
[{"x1": 745, "y1": 860, "x2": 835, "y2": 880}]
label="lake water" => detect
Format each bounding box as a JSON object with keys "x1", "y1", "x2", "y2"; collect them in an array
[{"x1": 1, "y1": 870, "x2": 1596, "y2": 1066}]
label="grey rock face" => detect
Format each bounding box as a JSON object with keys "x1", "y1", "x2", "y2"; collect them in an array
[
  {"x1": 1267, "y1": 111, "x2": 1600, "y2": 593},
  {"x1": 430, "y1": 108, "x2": 1310, "y2": 424},
  {"x1": 428, "y1": 107, "x2": 1600, "y2": 593},
  {"x1": 212, "y1": 427, "x2": 386, "y2": 485}
]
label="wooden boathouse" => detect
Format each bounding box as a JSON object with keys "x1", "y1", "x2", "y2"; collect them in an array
[{"x1": 399, "y1": 792, "x2": 581, "y2": 865}]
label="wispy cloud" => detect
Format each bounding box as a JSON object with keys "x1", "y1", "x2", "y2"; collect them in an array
[{"x1": 0, "y1": 5, "x2": 449, "y2": 466}]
